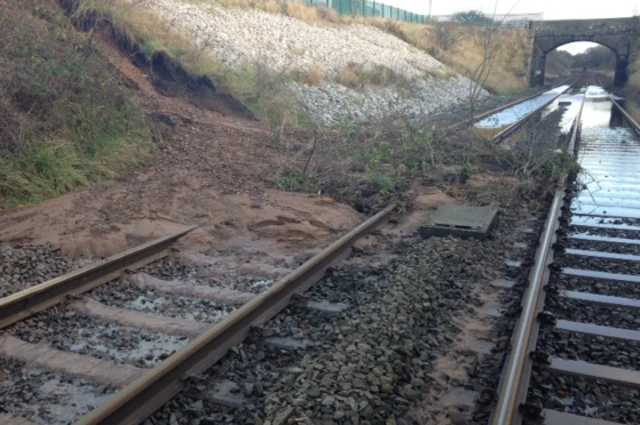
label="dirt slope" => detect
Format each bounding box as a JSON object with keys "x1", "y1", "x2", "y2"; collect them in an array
[{"x1": 0, "y1": 40, "x2": 363, "y2": 260}]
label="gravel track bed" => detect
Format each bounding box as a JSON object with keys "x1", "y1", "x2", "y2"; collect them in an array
[
  {"x1": 91, "y1": 280, "x2": 236, "y2": 324},
  {"x1": 527, "y1": 368, "x2": 640, "y2": 423},
  {"x1": 0, "y1": 357, "x2": 116, "y2": 425},
  {"x1": 510, "y1": 107, "x2": 567, "y2": 158},
  {"x1": 6, "y1": 307, "x2": 189, "y2": 368},
  {"x1": 0, "y1": 244, "x2": 73, "y2": 297},
  {"x1": 553, "y1": 274, "x2": 640, "y2": 299},
  {"x1": 568, "y1": 238, "x2": 640, "y2": 255},
  {"x1": 143, "y1": 202, "x2": 531, "y2": 425},
  {"x1": 558, "y1": 253, "x2": 639, "y2": 274},
  {"x1": 466, "y1": 216, "x2": 548, "y2": 425},
  {"x1": 143, "y1": 258, "x2": 275, "y2": 294}
]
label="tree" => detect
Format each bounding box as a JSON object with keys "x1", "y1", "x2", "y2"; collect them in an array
[
  {"x1": 432, "y1": 22, "x2": 462, "y2": 51},
  {"x1": 453, "y1": 10, "x2": 493, "y2": 26}
]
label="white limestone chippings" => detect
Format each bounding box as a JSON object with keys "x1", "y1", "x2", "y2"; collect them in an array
[{"x1": 135, "y1": 0, "x2": 487, "y2": 124}]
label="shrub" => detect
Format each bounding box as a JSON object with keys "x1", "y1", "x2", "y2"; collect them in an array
[
  {"x1": 284, "y1": 2, "x2": 320, "y2": 23},
  {"x1": 336, "y1": 66, "x2": 360, "y2": 88},
  {"x1": 315, "y1": 6, "x2": 340, "y2": 23},
  {"x1": 307, "y1": 65, "x2": 325, "y2": 86}
]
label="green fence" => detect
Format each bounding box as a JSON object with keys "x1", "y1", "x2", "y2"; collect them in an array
[
  {"x1": 304, "y1": 0, "x2": 430, "y2": 23},
  {"x1": 303, "y1": 0, "x2": 543, "y2": 27}
]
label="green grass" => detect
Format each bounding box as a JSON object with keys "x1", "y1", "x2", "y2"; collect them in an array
[{"x1": 0, "y1": 0, "x2": 150, "y2": 211}]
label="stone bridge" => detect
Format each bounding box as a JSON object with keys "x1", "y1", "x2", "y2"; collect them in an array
[{"x1": 528, "y1": 17, "x2": 639, "y2": 87}]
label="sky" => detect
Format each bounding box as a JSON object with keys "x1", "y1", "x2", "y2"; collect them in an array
[{"x1": 383, "y1": 0, "x2": 640, "y2": 53}]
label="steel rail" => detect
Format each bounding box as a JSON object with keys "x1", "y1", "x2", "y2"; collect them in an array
[
  {"x1": 590, "y1": 75, "x2": 640, "y2": 134},
  {"x1": 73, "y1": 204, "x2": 395, "y2": 425},
  {"x1": 0, "y1": 225, "x2": 198, "y2": 329},
  {"x1": 608, "y1": 95, "x2": 640, "y2": 135},
  {"x1": 447, "y1": 75, "x2": 576, "y2": 133},
  {"x1": 489, "y1": 92, "x2": 585, "y2": 425}
]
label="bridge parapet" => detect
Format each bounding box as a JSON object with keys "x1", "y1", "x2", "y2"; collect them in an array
[{"x1": 528, "y1": 17, "x2": 639, "y2": 87}]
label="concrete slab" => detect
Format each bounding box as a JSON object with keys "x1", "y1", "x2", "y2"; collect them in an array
[
  {"x1": 126, "y1": 273, "x2": 256, "y2": 305},
  {"x1": 264, "y1": 337, "x2": 312, "y2": 350},
  {"x1": 71, "y1": 299, "x2": 210, "y2": 337},
  {"x1": 0, "y1": 335, "x2": 143, "y2": 387},
  {"x1": 505, "y1": 259, "x2": 522, "y2": 268},
  {"x1": 419, "y1": 205, "x2": 498, "y2": 240},
  {"x1": 478, "y1": 305, "x2": 502, "y2": 318},
  {"x1": 473, "y1": 340, "x2": 495, "y2": 355},
  {"x1": 439, "y1": 388, "x2": 478, "y2": 408},
  {"x1": 0, "y1": 413, "x2": 41, "y2": 425},
  {"x1": 206, "y1": 381, "x2": 246, "y2": 409},
  {"x1": 490, "y1": 279, "x2": 516, "y2": 289},
  {"x1": 304, "y1": 300, "x2": 350, "y2": 313}
]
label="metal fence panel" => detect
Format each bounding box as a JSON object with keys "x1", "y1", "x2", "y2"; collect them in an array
[{"x1": 304, "y1": 0, "x2": 542, "y2": 27}]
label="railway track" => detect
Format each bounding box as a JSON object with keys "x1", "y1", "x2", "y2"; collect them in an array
[
  {"x1": 0, "y1": 206, "x2": 394, "y2": 425},
  {"x1": 0, "y1": 79, "x2": 596, "y2": 425},
  {"x1": 490, "y1": 84, "x2": 640, "y2": 425}
]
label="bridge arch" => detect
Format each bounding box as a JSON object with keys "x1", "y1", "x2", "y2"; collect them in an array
[{"x1": 528, "y1": 18, "x2": 639, "y2": 87}]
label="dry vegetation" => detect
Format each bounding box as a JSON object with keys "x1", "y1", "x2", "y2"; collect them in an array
[
  {"x1": 273, "y1": 114, "x2": 573, "y2": 213},
  {"x1": 367, "y1": 20, "x2": 531, "y2": 95},
  {"x1": 0, "y1": 0, "x2": 150, "y2": 211}
]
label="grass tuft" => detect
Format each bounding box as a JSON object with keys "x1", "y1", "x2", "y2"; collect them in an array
[
  {"x1": 306, "y1": 65, "x2": 325, "y2": 86},
  {"x1": 336, "y1": 66, "x2": 360, "y2": 88}
]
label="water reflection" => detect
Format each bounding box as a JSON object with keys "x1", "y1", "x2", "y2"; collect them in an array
[
  {"x1": 572, "y1": 91, "x2": 640, "y2": 220},
  {"x1": 474, "y1": 85, "x2": 571, "y2": 129}
]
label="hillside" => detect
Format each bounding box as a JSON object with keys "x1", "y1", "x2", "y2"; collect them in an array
[
  {"x1": 73, "y1": 0, "x2": 503, "y2": 126},
  {"x1": 0, "y1": 0, "x2": 539, "y2": 214}
]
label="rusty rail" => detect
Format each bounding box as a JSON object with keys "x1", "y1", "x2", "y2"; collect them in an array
[
  {"x1": 0, "y1": 225, "x2": 198, "y2": 329},
  {"x1": 73, "y1": 204, "x2": 395, "y2": 425}
]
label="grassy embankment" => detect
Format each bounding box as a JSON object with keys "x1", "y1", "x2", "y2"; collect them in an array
[{"x1": 0, "y1": 0, "x2": 150, "y2": 211}]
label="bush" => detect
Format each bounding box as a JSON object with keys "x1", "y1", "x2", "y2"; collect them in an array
[
  {"x1": 315, "y1": 6, "x2": 340, "y2": 23},
  {"x1": 284, "y1": 2, "x2": 320, "y2": 23},
  {"x1": 306, "y1": 65, "x2": 325, "y2": 86},
  {"x1": 336, "y1": 66, "x2": 360, "y2": 88}
]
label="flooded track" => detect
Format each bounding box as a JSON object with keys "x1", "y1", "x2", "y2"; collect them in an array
[{"x1": 491, "y1": 86, "x2": 640, "y2": 425}]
